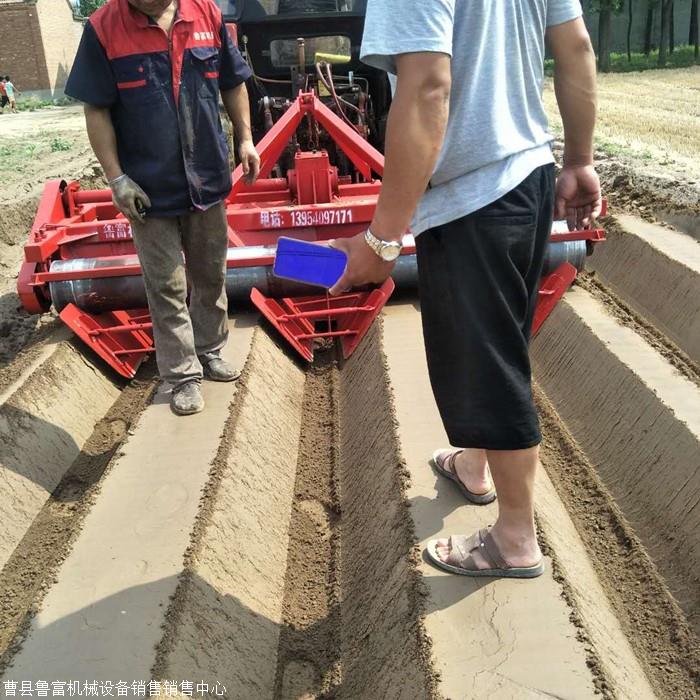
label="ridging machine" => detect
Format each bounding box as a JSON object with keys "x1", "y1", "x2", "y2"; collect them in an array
[{"x1": 16, "y1": 1, "x2": 605, "y2": 379}]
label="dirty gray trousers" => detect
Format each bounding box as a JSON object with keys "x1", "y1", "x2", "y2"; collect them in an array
[{"x1": 130, "y1": 202, "x2": 229, "y2": 387}]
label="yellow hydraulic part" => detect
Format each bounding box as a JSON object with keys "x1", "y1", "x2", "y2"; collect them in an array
[{"x1": 315, "y1": 51, "x2": 351, "y2": 65}]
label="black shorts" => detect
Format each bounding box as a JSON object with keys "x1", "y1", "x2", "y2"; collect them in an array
[
  {"x1": 416, "y1": 164, "x2": 555, "y2": 451},
  {"x1": 0, "y1": 96, "x2": 9, "y2": 108}
]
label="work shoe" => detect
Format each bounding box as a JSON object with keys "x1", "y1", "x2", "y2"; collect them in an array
[
  {"x1": 171, "y1": 380, "x2": 204, "y2": 416},
  {"x1": 202, "y1": 357, "x2": 241, "y2": 382}
]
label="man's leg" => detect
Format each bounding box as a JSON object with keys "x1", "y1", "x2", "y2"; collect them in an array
[
  {"x1": 435, "y1": 447, "x2": 541, "y2": 568},
  {"x1": 418, "y1": 165, "x2": 554, "y2": 572},
  {"x1": 181, "y1": 202, "x2": 238, "y2": 380},
  {"x1": 131, "y1": 215, "x2": 203, "y2": 387},
  {"x1": 443, "y1": 449, "x2": 491, "y2": 496}
]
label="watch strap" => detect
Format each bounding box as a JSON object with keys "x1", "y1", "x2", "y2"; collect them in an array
[{"x1": 365, "y1": 228, "x2": 402, "y2": 257}]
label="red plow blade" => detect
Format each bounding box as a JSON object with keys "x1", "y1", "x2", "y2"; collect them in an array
[
  {"x1": 60, "y1": 305, "x2": 153, "y2": 379},
  {"x1": 251, "y1": 279, "x2": 395, "y2": 362}
]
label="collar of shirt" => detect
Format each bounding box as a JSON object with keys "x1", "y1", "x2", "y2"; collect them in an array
[{"x1": 122, "y1": 0, "x2": 195, "y2": 28}]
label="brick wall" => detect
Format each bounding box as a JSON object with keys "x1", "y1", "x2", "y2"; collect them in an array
[
  {"x1": 0, "y1": 2, "x2": 49, "y2": 91},
  {"x1": 35, "y1": 0, "x2": 84, "y2": 91}
]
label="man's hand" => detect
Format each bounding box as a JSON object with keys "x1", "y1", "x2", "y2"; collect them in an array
[
  {"x1": 110, "y1": 174, "x2": 152, "y2": 224},
  {"x1": 328, "y1": 233, "x2": 395, "y2": 297},
  {"x1": 238, "y1": 139, "x2": 260, "y2": 185},
  {"x1": 555, "y1": 164, "x2": 602, "y2": 230}
]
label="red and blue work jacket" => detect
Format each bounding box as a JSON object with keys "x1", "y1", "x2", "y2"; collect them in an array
[{"x1": 65, "y1": 0, "x2": 252, "y2": 216}]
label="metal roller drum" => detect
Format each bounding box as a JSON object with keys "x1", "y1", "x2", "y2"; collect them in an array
[
  {"x1": 49, "y1": 241, "x2": 586, "y2": 314},
  {"x1": 542, "y1": 239, "x2": 587, "y2": 276}
]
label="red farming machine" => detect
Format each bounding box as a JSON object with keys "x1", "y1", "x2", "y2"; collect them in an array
[{"x1": 16, "y1": 2, "x2": 605, "y2": 379}]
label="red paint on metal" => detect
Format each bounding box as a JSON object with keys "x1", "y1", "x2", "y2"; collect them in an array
[
  {"x1": 17, "y1": 261, "x2": 49, "y2": 314},
  {"x1": 250, "y1": 279, "x2": 395, "y2": 363},
  {"x1": 550, "y1": 228, "x2": 606, "y2": 244},
  {"x1": 59, "y1": 305, "x2": 153, "y2": 379},
  {"x1": 18, "y1": 91, "x2": 604, "y2": 376},
  {"x1": 532, "y1": 262, "x2": 578, "y2": 337}
]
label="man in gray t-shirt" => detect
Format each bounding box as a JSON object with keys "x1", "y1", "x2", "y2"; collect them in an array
[{"x1": 330, "y1": 1, "x2": 601, "y2": 577}]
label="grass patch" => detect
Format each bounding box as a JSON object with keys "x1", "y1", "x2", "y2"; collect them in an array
[
  {"x1": 545, "y1": 44, "x2": 699, "y2": 75},
  {"x1": 50, "y1": 137, "x2": 72, "y2": 152},
  {"x1": 596, "y1": 139, "x2": 655, "y2": 162},
  {"x1": 16, "y1": 95, "x2": 74, "y2": 112},
  {"x1": 548, "y1": 121, "x2": 667, "y2": 167},
  {"x1": 0, "y1": 133, "x2": 74, "y2": 172}
]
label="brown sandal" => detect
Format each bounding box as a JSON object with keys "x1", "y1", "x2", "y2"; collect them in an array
[
  {"x1": 431, "y1": 449, "x2": 496, "y2": 505},
  {"x1": 426, "y1": 529, "x2": 545, "y2": 579}
]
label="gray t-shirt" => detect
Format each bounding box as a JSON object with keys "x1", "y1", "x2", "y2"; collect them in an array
[{"x1": 361, "y1": 0, "x2": 582, "y2": 235}]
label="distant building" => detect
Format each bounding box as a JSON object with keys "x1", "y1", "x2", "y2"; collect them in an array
[{"x1": 0, "y1": 0, "x2": 84, "y2": 98}]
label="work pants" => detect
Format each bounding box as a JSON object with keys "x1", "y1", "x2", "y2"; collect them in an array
[{"x1": 131, "y1": 202, "x2": 229, "y2": 386}]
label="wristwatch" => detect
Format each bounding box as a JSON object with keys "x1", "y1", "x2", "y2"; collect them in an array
[{"x1": 364, "y1": 228, "x2": 403, "y2": 262}]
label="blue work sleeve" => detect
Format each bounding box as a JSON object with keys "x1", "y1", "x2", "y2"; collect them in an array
[
  {"x1": 218, "y1": 21, "x2": 253, "y2": 91},
  {"x1": 65, "y1": 21, "x2": 117, "y2": 107}
]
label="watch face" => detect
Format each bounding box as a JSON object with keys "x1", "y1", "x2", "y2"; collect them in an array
[{"x1": 381, "y1": 242, "x2": 402, "y2": 262}]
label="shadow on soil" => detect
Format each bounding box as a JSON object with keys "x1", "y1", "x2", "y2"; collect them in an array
[
  {"x1": 0, "y1": 404, "x2": 86, "y2": 492},
  {"x1": 1, "y1": 574, "x2": 342, "y2": 700},
  {"x1": 411, "y1": 472, "x2": 498, "y2": 614}
]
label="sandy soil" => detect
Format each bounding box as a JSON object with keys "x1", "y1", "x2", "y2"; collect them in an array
[
  {"x1": 536, "y1": 387, "x2": 700, "y2": 698},
  {"x1": 577, "y1": 270, "x2": 700, "y2": 381},
  {"x1": 336, "y1": 325, "x2": 437, "y2": 699},
  {"x1": 273, "y1": 353, "x2": 342, "y2": 697},
  {"x1": 0, "y1": 363, "x2": 156, "y2": 671},
  {"x1": 150, "y1": 326, "x2": 436, "y2": 698},
  {"x1": 0, "y1": 105, "x2": 99, "y2": 368}
]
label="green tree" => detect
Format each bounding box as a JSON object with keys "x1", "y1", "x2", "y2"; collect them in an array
[
  {"x1": 658, "y1": 0, "x2": 673, "y2": 65},
  {"x1": 644, "y1": 0, "x2": 659, "y2": 55},
  {"x1": 627, "y1": 0, "x2": 634, "y2": 61},
  {"x1": 587, "y1": 0, "x2": 625, "y2": 72},
  {"x1": 78, "y1": 0, "x2": 106, "y2": 17},
  {"x1": 669, "y1": 0, "x2": 675, "y2": 53}
]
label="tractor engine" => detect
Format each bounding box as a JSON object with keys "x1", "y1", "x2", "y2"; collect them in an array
[{"x1": 224, "y1": 0, "x2": 390, "y2": 177}]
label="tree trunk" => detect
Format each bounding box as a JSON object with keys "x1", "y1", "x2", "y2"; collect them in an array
[
  {"x1": 599, "y1": 8, "x2": 612, "y2": 72},
  {"x1": 644, "y1": 2, "x2": 655, "y2": 55},
  {"x1": 658, "y1": 0, "x2": 672, "y2": 66},
  {"x1": 627, "y1": 0, "x2": 634, "y2": 61},
  {"x1": 669, "y1": 1, "x2": 675, "y2": 54},
  {"x1": 690, "y1": 0, "x2": 698, "y2": 59}
]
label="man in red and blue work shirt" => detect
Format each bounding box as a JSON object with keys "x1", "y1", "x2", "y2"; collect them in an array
[{"x1": 65, "y1": 0, "x2": 259, "y2": 416}]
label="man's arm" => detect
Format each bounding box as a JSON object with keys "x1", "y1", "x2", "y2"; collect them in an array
[
  {"x1": 84, "y1": 105, "x2": 122, "y2": 181},
  {"x1": 371, "y1": 53, "x2": 452, "y2": 240},
  {"x1": 221, "y1": 83, "x2": 260, "y2": 184},
  {"x1": 547, "y1": 17, "x2": 602, "y2": 228},
  {"x1": 329, "y1": 52, "x2": 451, "y2": 295},
  {"x1": 84, "y1": 104, "x2": 151, "y2": 222},
  {"x1": 65, "y1": 24, "x2": 148, "y2": 222}
]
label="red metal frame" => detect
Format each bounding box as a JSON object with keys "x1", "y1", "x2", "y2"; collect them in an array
[
  {"x1": 532, "y1": 263, "x2": 578, "y2": 336},
  {"x1": 59, "y1": 305, "x2": 154, "y2": 379},
  {"x1": 252, "y1": 279, "x2": 395, "y2": 362},
  {"x1": 17, "y1": 90, "x2": 604, "y2": 378}
]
